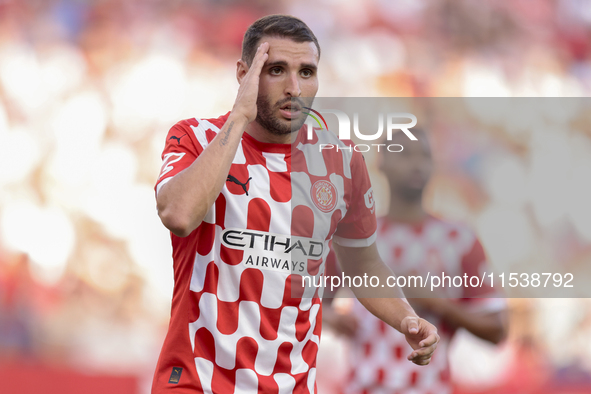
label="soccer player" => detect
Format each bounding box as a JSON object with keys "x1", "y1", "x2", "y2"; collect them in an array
[
  {"x1": 324, "y1": 129, "x2": 508, "y2": 394},
  {"x1": 152, "y1": 15, "x2": 439, "y2": 393}
]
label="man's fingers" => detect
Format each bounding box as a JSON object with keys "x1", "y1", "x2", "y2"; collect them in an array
[
  {"x1": 407, "y1": 333, "x2": 438, "y2": 361},
  {"x1": 249, "y1": 42, "x2": 270, "y2": 73},
  {"x1": 403, "y1": 318, "x2": 439, "y2": 366},
  {"x1": 407, "y1": 346, "x2": 436, "y2": 366},
  {"x1": 233, "y1": 42, "x2": 269, "y2": 122},
  {"x1": 411, "y1": 357, "x2": 432, "y2": 366},
  {"x1": 408, "y1": 353, "x2": 432, "y2": 365},
  {"x1": 408, "y1": 342, "x2": 437, "y2": 360},
  {"x1": 418, "y1": 332, "x2": 440, "y2": 348},
  {"x1": 409, "y1": 352, "x2": 432, "y2": 361}
]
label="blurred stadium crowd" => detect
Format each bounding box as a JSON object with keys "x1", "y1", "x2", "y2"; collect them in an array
[{"x1": 1, "y1": 0, "x2": 591, "y2": 393}]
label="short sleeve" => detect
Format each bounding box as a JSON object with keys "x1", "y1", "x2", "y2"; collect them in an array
[
  {"x1": 155, "y1": 121, "x2": 202, "y2": 196},
  {"x1": 332, "y1": 151, "x2": 377, "y2": 247}
]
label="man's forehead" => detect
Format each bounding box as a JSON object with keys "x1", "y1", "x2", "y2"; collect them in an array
[{"x1": 262, "y1": 36, "x2": 319, "y2": 64}]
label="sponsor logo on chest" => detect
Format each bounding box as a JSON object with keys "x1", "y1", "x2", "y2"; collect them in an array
[{"x1": 221, "y1": 228, "x2": 325, "y2": 274}]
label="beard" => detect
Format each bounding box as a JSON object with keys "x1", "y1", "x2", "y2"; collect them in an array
[
  {"x1": 255, "y1": 95, "x2": 310, "y2": 136},
  {"x1": 390, "y1": 178, "x2": 429, "y2": 204},
  {"x1": 396, "y1": 186, "x2": 424, "y2": 202}
]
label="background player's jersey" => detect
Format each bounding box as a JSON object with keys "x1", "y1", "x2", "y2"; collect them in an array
[
  {"x1": 152, "y1": 113, "x2": 377, "y2": 394},
  {"x1": 342, "y1": 216, "x2": 505, "y2": 394}
]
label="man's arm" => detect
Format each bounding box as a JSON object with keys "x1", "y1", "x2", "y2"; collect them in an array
[
  {"x1": 332, "y1": 241, "x2": 440, "y2": 365},
  {"x1": 157, "y1": 42, "x2": 269, "y2": 237}
]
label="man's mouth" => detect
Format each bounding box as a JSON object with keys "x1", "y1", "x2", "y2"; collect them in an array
[{"x1": 279, "y1": 103, "x2": 302, "y2": 119}]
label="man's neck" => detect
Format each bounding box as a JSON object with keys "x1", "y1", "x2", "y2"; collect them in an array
[
  {"x1": 386, "y1": 191, "x2": 428, "y2": 224},
  {"x1": 245, "y1": 121, "x2": 292, "y2": 144}
]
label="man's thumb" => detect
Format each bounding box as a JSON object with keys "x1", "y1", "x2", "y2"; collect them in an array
[{"x1": 403, "y1": 316, "x2": 419, "y2": 335}]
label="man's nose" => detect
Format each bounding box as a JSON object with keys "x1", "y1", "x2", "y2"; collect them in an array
[{"x1": 285, "y1": 72, "x2": 301, "y2": 97}]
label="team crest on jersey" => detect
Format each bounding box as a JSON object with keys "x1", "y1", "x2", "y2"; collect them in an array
[{"x1": 311, "y1": 180, "x2": 338, "y2": 213}]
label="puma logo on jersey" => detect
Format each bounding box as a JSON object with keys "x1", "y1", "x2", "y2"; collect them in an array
[
  {"x1": 169, "y1": 134, "x2": 187, "y2": 144},
  {"x1": 168, "y1": 367, "x2": 183, "y2": 384},
  {"x1": 226, "y1": 174, "x2": 252, "y2": 196}
]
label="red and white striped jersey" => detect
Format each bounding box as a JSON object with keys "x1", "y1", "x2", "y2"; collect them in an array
[
  {"x1": 152, "y1": 112, "x2": 377, "y2": 394},
  {"x1": 342, "y1": 216, "x2": 505, "y2": 394}
]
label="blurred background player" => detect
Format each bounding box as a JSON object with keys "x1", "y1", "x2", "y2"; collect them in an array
[{"x1": 324, "y1": 129, "x2": 508, "y2": 394}]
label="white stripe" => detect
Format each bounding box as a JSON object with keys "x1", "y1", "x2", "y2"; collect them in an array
[
  {"x1": 332, "y1": 232, "x2": 377, "y2": 248},
  {"x1": 262, "y1": 152, "x2": 287, "y2": 172},
  {"x1": 190, "y1": 118, "x2": 220, "y2": 150},
  {"x1": 306, "y1": 368, "x2": 316, "y2": 394},
  {"x1": 234, "y1": 369, "x2": 258, "y2": 394},
  {"x1": 194, "y1": 357, "x2": 214, "y2": 394},
  {"x1": 156, "y1": 176, "x2": 173, "y2": 196},
  {"x1": 274, "y1": 373, "x2": 296, "y2": 394}
]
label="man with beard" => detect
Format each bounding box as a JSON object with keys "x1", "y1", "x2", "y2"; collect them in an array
[
  {"x1": 324, "y1": 129, "x2": 508, "y2": 394},
  {"x1": 152, "y1": 15, "x2": 439, "y2": 394}
]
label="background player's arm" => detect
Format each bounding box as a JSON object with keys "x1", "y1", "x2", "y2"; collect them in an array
[
  {"x1": 333, "y1": 242, "x2": 440, "y2": 365},
  {"x1": 409, "y1": 237, "x2": 508, "y2": 344},
  {"x1": 409, "y1": 298, "x2": 507, "y2": 344},
  {"x1": 322, "y1": 301, "x2": 359, "y2": 338},
  {"x1": 157, "y1": 43, "x2": 269, "y2": 237}
]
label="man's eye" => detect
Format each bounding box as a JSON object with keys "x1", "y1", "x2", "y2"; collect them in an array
[
  {"x1": 270, "y1": 68, "x2": 282, "y2": 75},
  {"x1": 301, "y1": 69, "x2": 312, "y2": 77}
]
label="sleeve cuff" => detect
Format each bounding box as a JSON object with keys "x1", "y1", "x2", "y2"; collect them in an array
[
  {"x1": 332, "y1": 232, "x2": 377, "y2": 248},
  {"x1": 156, "y1": 176, "x2": 174, "y2": 196}
]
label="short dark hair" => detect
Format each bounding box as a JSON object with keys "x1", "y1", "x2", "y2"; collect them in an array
[{"x1": 241, "y1": 14, "x2": 320, "y2": 66}]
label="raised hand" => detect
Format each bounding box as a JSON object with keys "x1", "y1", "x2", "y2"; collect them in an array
[{"x1": 232, "y1": 42, "x2": 270, "y2": 124}]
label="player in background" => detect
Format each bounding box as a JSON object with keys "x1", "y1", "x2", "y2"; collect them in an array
[
  {"x1": 324, "y1": 129, "x2": 508, "y2": 394},
  {"x1": 152, "y1": 15, "x2": 439, "y2": 393}
]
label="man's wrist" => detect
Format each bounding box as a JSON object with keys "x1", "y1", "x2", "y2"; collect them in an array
[
  {"x1": 397, "y1": 301, "x2": 419, "y2": 329},
  {"x1": 227, "y1": 110, "x2": 250, "y2": 128}
]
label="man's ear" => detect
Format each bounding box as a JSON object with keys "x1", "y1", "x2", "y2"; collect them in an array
[{"x1": 236, "y1": 59, "x2": 249, "y2": 85}]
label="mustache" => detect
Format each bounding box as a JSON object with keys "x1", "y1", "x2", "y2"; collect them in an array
[{"x1": 276, "y1": 98, "x2": 305, "y2": 109}]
